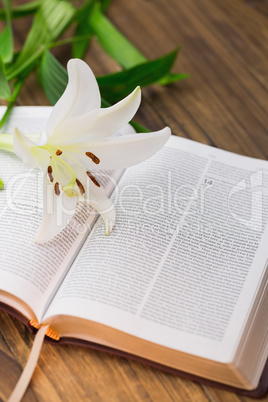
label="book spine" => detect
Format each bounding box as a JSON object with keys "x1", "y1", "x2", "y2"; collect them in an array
[{"x1": 29, "y1": 320, "x2": 60, "y2": 341}]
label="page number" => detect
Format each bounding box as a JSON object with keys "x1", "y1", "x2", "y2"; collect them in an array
[{"x1": 204, "y1": 178, "x2": 213, "y2": 186}]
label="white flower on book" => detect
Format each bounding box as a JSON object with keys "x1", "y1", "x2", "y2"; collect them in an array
[{"x1": 13, "y1": 59, "x2": 171, "y2": 243}]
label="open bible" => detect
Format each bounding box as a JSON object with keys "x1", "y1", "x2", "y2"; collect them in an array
[{"x1": 0, "y1": 107, "x2": 267, "y2": 397}]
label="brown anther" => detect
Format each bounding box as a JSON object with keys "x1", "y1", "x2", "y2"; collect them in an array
[
  {"x1": 86, "y1": 171, "x2": 101, "y2": 187},
  {"x1": 85, "y1": 152, "x2": 100, "y2": 164},
  {"x1": 76, "y1": 179, "x2": 85, "y2": 195},
  {"x1": 47, "y1": 166, "x2": 54, "y2": 183},
  {"x1": 56, "y1": 149, "x2": 62, "y2": 156},
  {"x1": 54, "y1": 182, "x2": 60, "y2": 196}
]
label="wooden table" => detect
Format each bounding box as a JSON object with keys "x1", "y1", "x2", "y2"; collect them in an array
[{"x1": 0, "y1": 0, "x2": 268, "y2": 400}]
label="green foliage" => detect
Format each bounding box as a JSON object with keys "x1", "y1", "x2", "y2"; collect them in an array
[
  {"x1": 0, "y1": 0, "x2": 189, "y2": 129},
  {"x1": 0, "y1": 1, "x2": 40, "y2": 20},
  {"x1": 89, "y1": 3, "x2": 146, "y2": 69},
  {"x1": 0, "y1": 0, "x2": 13, "y2": 63},
  {"x1": 72, "y1": 20, "x2": 92, "y2": 59},
  {"x1": 89, "y1": 3, "x2": 188, "y2": 86},
  {"x1": 72, "y1": 1, "x2": 94, "y2": 59},
  {"x1": 0, "y1": 56, "x2": 11, "y2": 100},
  {"x1": 9, "y1": 0, "x2": 74, "y2": 73},
  {"x1": 37, "y1": 49, "x2": 68, "y2": 105},
  {"x1": 0, "y1": 79, "x2": 23, "y2": 130},
  {"x1": 97, "y1": 49, "x2": 181, "y2": 103},
  {"x1": 130, "y1": 120, "x2": 150, "y2": 133},
  {"x1": 100, "y1": 0, "x2": 113, "y2": 11}
]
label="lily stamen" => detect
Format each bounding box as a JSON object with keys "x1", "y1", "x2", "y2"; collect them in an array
[
  {"x1": 76, "y1": 179, "x2": 85, "y2": 195},
  {"x1": 85, "y1": 152, "x2": 100, "y2": 164},
  {"x1": 86, "y1": 171, "x2": 100, "y2": 187},
  {"x1": 54, "y1": 182, "x2": 60, "y2": 196},
  {"x1": 60, "y1": 151, "x2": 102, "y2": 189},
  {"x1": 41, "y1": 144, "x2": 102, "y2": 195},
  {"x1": 47, "y1": 166, "x2": 54, "y2": 183}
]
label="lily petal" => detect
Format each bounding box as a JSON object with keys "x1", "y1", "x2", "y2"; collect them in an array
[
  {"x1": 118, "y1": 123, "x2": 136, "y2": 136},
  {"x1": 84, "y1": 190, "x2": 115, "y2": 235},
  {"x1": 75, "y1": 167, "x2": 115, "y2": 235},
  {"x1": 49, "y1": 86, "x2": 141, "y2": 145},
  {"x1": 73, "y1": 127, "x2": 171, "y2": 171},
  {"x1": 35, "y1": 176, "x2": 78, "y2": 244},
  {"x1": 46, "y1": 59, "x2": 101, "y2": 138},
  {"x1": 37, "y1": 130, "x2": 50, "y2": 147},
  {"x1": 13, "y1": 128, "x2": 39, "y2": 168}
]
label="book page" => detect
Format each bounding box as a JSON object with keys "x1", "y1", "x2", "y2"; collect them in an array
[
  {"x1": 43, "y1": 136, "x2": 268, "y2": 361},
  {"x1": 0, "y1": 107, "x2": 122, "y2": 321}
]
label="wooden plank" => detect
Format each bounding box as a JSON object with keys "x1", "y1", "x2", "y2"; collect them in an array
[
  {"x1": 242, "y1": 0, "x2": 268, "y2": 18},
  {"x1": 107, "y1": 0, "x2": 268, "y2": 157}
]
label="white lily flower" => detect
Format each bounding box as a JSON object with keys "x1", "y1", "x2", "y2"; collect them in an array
[{"x1": 13, "y1": 59, "x2": 171, "y2": 244}]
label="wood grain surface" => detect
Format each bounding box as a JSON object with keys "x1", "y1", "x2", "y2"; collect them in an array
[{"x1": 0, "y1": 0, "x2": 268, "y2": 400}]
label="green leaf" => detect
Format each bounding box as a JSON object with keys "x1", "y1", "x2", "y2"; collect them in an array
[
  {"x1": 158, "y1": 72, "x2": 190, "y2": 85},
  {"x1": 0, "y1": 55, "x2": 11, "y2": 99},
  {"x1": 100, "y1": 97, "x2": 111, "y2": 108},
  {"x1": 37, "y1": 49, "x2": 68, "y2": 105},
  {"x1": 72, "y1": 0, "x2": 93, "y2": 59},
  {"x1": 7, "y1": 45, "x2": 45, "y2": 81},
  {"x1": 0, "y1": 1, "x2": 40, "y2": 20},
  {"x1": 72, "y1": 22, "x2": 90, "y2": 59},
  {"x1": 0, "y1": 26, "x2": 13, "y2": 64},
  {"x1": 0, "y1": 0, "x2": 13, "y2": 63},
  {"x1": 89, "y1": 2, "x2": 146, "y2": 69},
  {"x1": 101, "y1": 0, "x2": 113, "y2": 11},
  {"x1": 9, "y1": 0, "x2": 75, "y2": 75},
  {"x1": 0, "y1": 79, "x2": 23, "y2": 130},
  {"x1": 97, "y1": 49, "x2": 180, "y2": 103},
  {"x1": 130, "y1": 120, "x2": 150, "y2": 133}
]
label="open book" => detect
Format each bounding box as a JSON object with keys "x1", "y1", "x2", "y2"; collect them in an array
[{"x1": 0, "y1": 107, "x2": 267, "y2": 397}]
